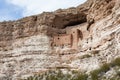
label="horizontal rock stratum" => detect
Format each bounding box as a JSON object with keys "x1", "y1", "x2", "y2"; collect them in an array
[{"x1": 0, "y1": 0, "x2": 120, "y2": 79}]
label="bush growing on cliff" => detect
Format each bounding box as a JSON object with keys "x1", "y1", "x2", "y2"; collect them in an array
[
  {"x1": 90, "y1": 63, "x2": 110, "y2": 80},
  {"x1": 22, "y1": 70, "x2": 88, "y2": 80},
  {"x1": 90, "y1": 58, "x2": 120, "y2": 80},
  {"x1": 110, "y1": 57, "x2": 120, "y2": 67}
]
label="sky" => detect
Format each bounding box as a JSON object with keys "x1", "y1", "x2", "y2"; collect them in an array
[{"x1": 0, "y1": 0, "x2": 86, "y2": 21}]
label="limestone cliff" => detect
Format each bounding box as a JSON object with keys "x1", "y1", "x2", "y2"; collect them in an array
[{"x1": 0, "y1": 0, "x2": 120, "y2": 80}]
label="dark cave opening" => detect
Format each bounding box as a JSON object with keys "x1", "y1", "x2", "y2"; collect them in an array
[
  {"x1": 64, "y1": 19, "x2": 87, "y2": 28},
  {"x1": 52, "y1": 13, "x2": 87, "y2": 29}
]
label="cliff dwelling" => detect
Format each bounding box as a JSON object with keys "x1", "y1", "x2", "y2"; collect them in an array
[
  {"x1": 51, "y1": 12, "x2": 87, "y2": 50},
  {"x1": 53, "y1": 29, "x2": 83, "y2": 50}
]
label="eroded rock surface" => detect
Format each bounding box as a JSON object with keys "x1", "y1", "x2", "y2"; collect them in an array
[{"x1": 0, "y1": 0, "x2": 120, "y2": 79}]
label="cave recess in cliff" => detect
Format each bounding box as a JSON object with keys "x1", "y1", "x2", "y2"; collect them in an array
[
  {"x1": 64, "y1": 19, "x2": 87, "y2": 27},
  {"x1": 52, "y1": 13, "x2": 87, "y2": 29}
]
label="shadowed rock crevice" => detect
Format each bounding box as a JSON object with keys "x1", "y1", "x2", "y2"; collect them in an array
[
  {"x1": 52, "y1": 13, "x2": 87, "y2": 29},
  {"x1": 64, "y1": 19, "x2": 87, "y2": 28}
]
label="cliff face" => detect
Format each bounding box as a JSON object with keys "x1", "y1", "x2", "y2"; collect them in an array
[{"x1": 0, "y1": 0, "x2": 120, "y2": 79}]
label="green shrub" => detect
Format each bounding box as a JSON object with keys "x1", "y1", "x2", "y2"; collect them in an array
[
  {"x1": 22, "y1": 70, "x2": 89, "y2": 80},
  {"x1": 27, "y1": 76, "x2": 34, "y2": 80},
  {"x1": 90, "y1": 63, "x2": 110, "y2": 80},
  {"x1": 100, "y1": 63, "x2": 110, "y2": 72},
  {"x1": 90, "y1": 69, "x2": 100, "y2": 80},
  {"x1": 116, "y1": 71, "x2": 120, "y2": 77},
  {"x1": 110, "y1": 58, "x2": 120, "y2": 67},
  {"x1": 73, "y1": 73, "x2": 88, "y2": 80}
]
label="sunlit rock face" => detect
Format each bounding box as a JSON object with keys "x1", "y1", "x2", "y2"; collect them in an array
[{"x1": 0, "y1": 0, "x2": 120, "y2": 79}]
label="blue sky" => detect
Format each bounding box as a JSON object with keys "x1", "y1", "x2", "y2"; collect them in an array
[
  {"x1": 0, "y1": 0, "x2": 23, "y2": 21},
  {"x1": 0, "y1": 0, "x2": 86, "y2": 21}
]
